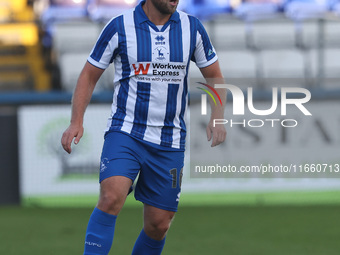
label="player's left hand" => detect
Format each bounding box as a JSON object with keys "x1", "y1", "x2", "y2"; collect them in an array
[{"x1": 206, "y1": 120, "x2": 227, "y2": 147}]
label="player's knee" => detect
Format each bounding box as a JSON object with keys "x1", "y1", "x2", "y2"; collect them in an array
[
  {"x1": 97, "y1": 191, "x2": 123, "y2": 214},
  {"x1": 146, "y1": 215, "x2": 174, "y2": 238},
  {"x1": 155, "y1": 221, "x2": 171, "y2": 236}
]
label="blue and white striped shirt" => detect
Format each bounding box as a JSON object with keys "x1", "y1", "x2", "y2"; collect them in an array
[{"x1": 88, "y1": 1, "x2": 218, "y2": 150}]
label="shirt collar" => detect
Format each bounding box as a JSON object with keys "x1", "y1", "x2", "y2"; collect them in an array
[{"x1": 135, "y1": 1, "x2": 180, "y2": 24}]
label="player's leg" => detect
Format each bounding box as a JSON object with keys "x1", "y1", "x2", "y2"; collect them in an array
[
  {"x1": 84, "y1": 131, "x2": 141, "y2": 255},
  {"x1": 131, "y1": 204, "x2": 175, "y2": 255},
  {"x1": 84, "y1": 176, "x2": 132, "y2": 255},
  {"x1": 143, "y1": 204, "x2": 175, "y2": 240},
  {"x1": 132, "y1": 146, "x2": 184, "y2": 255},
  {"x1": 97, "y1": 175, "x2": 133, "y2": 214}
]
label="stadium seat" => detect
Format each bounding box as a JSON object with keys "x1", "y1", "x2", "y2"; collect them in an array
[
  {"x1": 0, "y1": 0, "x2": 29, "y2": 22},
  {"x1": 177, "y1": 0, "x2": 187, "y2": 11},
  {"x1": 320, "y1": 48, "x2": 340, "y2": 88},
  {"x1": 87, "y1": 0, "x2": 139, "y2": 22},
  {"x1": 283, "y1": 0, "x2": 329, "y2": 21},
  {"x1": 0, "y1": 0, "x2": 51, "y2": 91},
  {"x1": 217, "y1": 50, "x2": 258, "y2": 88},
  {"x1": 41, "y1": 0, "x2": 89, "y2": 48},
  {"x1": 330, "y1": 0, "x2": 340, "y2": 14},
  {"x1": 282, "y1": 0, "x2": 331, "y2": 87},
  {"x1": 262, "y1": 49, "x2": 307, "y2": 87},
  {"x1": 282, "y1": 0, "x2": 329, "y2": 48},
  {"x1": 232, "y1": 1, "x2": 284, "y2": 88},
  {"x1": 52, "y1": 22, "x2": 100, "y2": 56},
  {"x1": 41, "y1": 0, "x2": 88, "y2": 24},
  {"x1": 233, "y1": 1, "x2": 282, "y2": 22},
  {"x1": 232, "y1": 1, "x2": 285, "y2": 49},
  {"x1": 52, "y1": 22, "x2": 112, "y2": 92},
  {"x1": 206, "y1": 19, "x2": 247, "y2": 50},
  {"x1": 184, "y1": 0, "x2": 232, "y2": 21},
  {"x1": 59, "y1": 53, "x2": 114, "y2": 92}
]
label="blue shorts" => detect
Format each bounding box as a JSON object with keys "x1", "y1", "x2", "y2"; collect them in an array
[{"x1": 99, "y1": 131, "x2": 184, "y2": 212}]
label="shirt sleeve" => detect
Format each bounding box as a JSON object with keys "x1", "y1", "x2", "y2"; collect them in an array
[
  {"x1": 87, "y1": 18, "x2": 119, "y2": 70},
  {"x1": 192, "y1": 19, "x2": 218, "y2": 69}
]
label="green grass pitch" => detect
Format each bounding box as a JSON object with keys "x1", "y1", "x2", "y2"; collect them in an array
[{"x1": 1, "y1": 191, "x2": 340, "y2": 254}]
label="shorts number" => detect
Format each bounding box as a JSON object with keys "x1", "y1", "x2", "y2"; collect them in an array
[{"x1": 169, "y1": 168, "x2": 183, "y2": 189}]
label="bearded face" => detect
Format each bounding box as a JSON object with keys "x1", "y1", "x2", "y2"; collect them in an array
[{"x1": 150, "y1": 0, "x2": 179, "y2": 15}]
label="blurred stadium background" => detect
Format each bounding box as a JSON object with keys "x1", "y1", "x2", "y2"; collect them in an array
[{"x1": 1, "y1": 0, "x2": 340, "y2": 254}]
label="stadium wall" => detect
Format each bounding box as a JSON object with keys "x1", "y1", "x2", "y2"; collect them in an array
[{"x1": 1, "y1": 90, "x2": 340, "y2": 206}]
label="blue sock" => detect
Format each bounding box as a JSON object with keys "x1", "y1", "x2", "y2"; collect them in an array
[
  {"x1": 84, "y1": 207, "x2": 117, "y2": 255},
  {"x1": 131, "y1": 229, "x2": 166, "y2": 255}
]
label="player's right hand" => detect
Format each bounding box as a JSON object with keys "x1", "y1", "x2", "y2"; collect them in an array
[{"x1": 61, "y1": 124, "x2": 84, "y2": 154}]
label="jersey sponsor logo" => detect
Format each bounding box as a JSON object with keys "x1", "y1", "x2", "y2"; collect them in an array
[
  {"x1": 152, "y1": 63, "x2": 186, "y2": 77},
  {"x1": 132, "y1": 62, "x2": 186, "y2": 78},
  {"x1": 152, "y1": 63, "x2": 186, "y2": 70},
  {"x1": 208, "y1": 49, "x2": 214, "y2": 56},
  {"x1": 132, "y1": 63, "x2": 151, "y2": 75}
]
